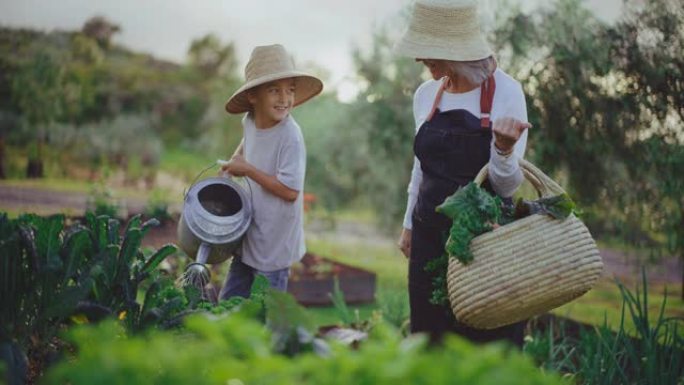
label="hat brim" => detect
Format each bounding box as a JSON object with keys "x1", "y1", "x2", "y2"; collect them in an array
[
  {"x1": 225, "y1": 71, "x2": 323, "y2": 114},
  {"x1": 394, "y1": 33, "x2": 493, "y2": 62}
]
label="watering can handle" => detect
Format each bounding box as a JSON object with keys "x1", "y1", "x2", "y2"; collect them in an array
[
  {"x1": 216, "y1": 159, "x2": 254, "y2": 199},
  {"x1": 216, "y1": 159, "x2": 232, "y2": 179},
  {"x1": 183, "y1": 160, "x2": 229, "y2": 200}
]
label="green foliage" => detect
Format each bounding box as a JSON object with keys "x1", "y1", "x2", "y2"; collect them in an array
[
  {"x1": 0, "y1": 25, "x2": 242, "y2": 181},
  {"x1": 187, "y1": 34, "x2": 238, "y2": 79},
  {"x1": 295, "y1": 94, "x2": 363, "y2": 213},
  {"x1": 348, "y1": 27, "x2": 425, "y2": 229},
  {"x1": 376, "y1": 289, "x2": 409, "y2": 331},
  {"x1": 438, "y1": 183, "x2": 503, "y2": 263},
  {"x1": 501, "y1": 193, "x2": 577, "y2": 226},
  {"x1": 0, "y1": 211, "x2": 178, "y2": 344},
  {"x1": 328, "y1": 276, "x2": 355, "y2": 326},
  {"x1": 11, "y1": 50, "x2": 63, "y2": 128},
  {"x1": 526, "y1": 194, "x2": 576, "y2": 220},
  {"x1": 292, "y1": 20, "x2": 426, "y2": 227},
  {"x1": 423, "y1": 183, "x2": 501, "y2": 306},
  {"x1": 144, "y1": 189, "x2": 172, "y2": 223},
  {"x1": 430, "y1": 183, "x2": 577, "y2": 305},
  {"x1": 494, "y1": 0, "x2": 684, "y2": 278},
  {"x1": 0, "y1": 213, "x2": 91, "y2": 346},
  {"x1": 523, "y1": 321, "x2": 577, "y2": 375},
  {"x1": 526, "y1": 274, "x2": 684, "y2": 384},
  {"x1": 87, "y1": 183, "x2": 119, "y2": 217},
  {"x1": 44, "y1": 312, "x2": 566, "y2": 385},
  {"x1": 81, "y1": 16, "x2": 120, "y2": 50}
]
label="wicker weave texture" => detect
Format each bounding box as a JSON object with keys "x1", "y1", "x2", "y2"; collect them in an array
[{"x1": 445, "y1": 160, "x2": 603, "y2": 329}]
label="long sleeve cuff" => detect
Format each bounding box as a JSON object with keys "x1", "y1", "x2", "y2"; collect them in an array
[
  {"x1": 488, "y1": 142, "x2": 524, "y2": 198},
  {"x1": 402, "y1": 192, "x2": 418, "y2": 230}
]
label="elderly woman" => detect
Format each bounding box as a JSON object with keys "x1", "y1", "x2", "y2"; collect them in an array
[{"x1": 395, "y1": 0, "x2": 530, "y2": 345}]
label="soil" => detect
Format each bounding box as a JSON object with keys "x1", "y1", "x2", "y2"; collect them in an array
[{"x1": 288, "y1": 253, "x2": 377, "y2": 306}]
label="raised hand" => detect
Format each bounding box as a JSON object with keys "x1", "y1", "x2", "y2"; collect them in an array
[{"x1": 492, "y1": 117, "x2": 532, "y2": 155}]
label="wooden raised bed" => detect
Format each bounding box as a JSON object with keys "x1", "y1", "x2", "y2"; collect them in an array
[{"x1": 288, "y1": 253, "x2": 376, "y2": 306}]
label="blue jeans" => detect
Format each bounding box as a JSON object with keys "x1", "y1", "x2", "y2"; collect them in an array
[{"x1": 219, "y1": 258, "x2": 290, "y2": 300}]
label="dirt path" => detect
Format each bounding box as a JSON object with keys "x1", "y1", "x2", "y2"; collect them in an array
[
  {"x1": 1, "y1": 183, "x2": 681, "y2": 289},
  {"x1": 0, "y1": 184, "x2": 149, "y2": 215}
]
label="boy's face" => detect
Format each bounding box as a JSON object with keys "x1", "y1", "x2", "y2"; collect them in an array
[{"x1": 247, "y1": 78, "x2": 296, "y2": 128}]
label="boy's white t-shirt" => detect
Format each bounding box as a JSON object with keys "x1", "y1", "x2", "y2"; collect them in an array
[{"x1": 240, "y1": 114, "x2": 306, "y2": 271}]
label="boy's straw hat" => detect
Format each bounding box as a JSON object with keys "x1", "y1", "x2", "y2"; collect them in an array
[
  {"x1": 395, "y1": 0, "x2": 493, "y2": 62},
  {"x1": 225, "y1": 44, "x2": 323, "y2": 114}
]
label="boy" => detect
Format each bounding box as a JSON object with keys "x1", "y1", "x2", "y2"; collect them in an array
[{"x1": 218, "y1": 44, "x2": 323, "y2": 299}]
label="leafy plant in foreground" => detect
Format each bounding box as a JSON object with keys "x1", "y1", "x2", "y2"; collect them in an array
[
  {"x1": 0, "y1": 212, "x2": 177, "y2": 385},
  {"x1": 43, "y1": 312, "x2": 567, "y2": 385},
  {"x1": 524, "y1": 272, "x2": 684, "y2": 385}
]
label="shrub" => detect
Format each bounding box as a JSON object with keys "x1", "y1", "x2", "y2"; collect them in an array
[
  {"x1": 0, "y1": 213, "x2": 177, "y2": 384},
  {"x1": 524, "y1": 273, "x2": 684, "y2": 384},
  {"x1": 44, "y1": 312, "x2": 567, "y2": 385}
]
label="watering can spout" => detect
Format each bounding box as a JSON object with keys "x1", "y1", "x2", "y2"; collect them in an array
[{"x1": 196, "y1": 242, "x2": 211, "y2": 265}]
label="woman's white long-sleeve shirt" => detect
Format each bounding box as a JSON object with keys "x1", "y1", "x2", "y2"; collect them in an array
[{"x1": 402, "y1": 68, "x2": 529, "y2": 230}]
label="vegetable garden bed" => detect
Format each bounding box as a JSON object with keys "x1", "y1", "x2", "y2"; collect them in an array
[{"x1": 288, "y1": 253, "x2": 376, "y2": 306}]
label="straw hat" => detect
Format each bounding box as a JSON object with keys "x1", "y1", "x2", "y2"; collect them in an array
[
  {"x1": 225, "y1": 44, "x2": 323, "y2": 114},
  {"x1": 395, "y1": 0, "x2": 493, "y2": 61}
]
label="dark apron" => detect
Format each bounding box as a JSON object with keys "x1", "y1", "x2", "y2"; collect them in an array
[{"x1": 409, "y1": 76, "x2": 525, "y2": 346}]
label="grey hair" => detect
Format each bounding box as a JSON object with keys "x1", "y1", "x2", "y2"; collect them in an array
[{"x1": 445, "y1": 56, "x2": 497, "y2": 85}]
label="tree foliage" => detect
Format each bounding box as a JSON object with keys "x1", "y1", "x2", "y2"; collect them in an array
[
  {"x1": 0, "y1": 21, "x2": 242, "y2": 179},
  {"x1": 493, "y1": 0, "x2": 684, "y2": 294}
]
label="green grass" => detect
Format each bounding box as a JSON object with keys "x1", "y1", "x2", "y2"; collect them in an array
[
  {"x1": 158, "y1": 147, "x2": 217, "y2": 182},
  {"x1": 302, "y1": 234, "x2": 683, "y2": 333},
  {"x1": 303, "y1": 235, "x2": 407, "y2": 327},
  {"x1": 552, "y1": 279, "x2": 684, "y2": 334},
  {"x1": 306, "y1": 236, "x2": 407, "y2": 289}
]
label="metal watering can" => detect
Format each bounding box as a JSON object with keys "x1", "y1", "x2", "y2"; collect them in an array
[{"x1": 177, "y1": 176, "x2": 252, "y2": 275}]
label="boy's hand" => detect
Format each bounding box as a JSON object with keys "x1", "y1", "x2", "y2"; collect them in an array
[{"x1": 220, "y1": 155, "x2": 253, "y2": 177}]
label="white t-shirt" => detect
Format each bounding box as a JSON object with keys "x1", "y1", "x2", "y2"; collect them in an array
[
  {"x1": 240, "y1": 114, "x2": 306, "y2": 271},
  {"x1": 403, "y1": 68, "x2": 529, "y2": 229}
]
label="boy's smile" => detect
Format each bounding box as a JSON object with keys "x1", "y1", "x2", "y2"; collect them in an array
[{"x1": 248, "y1": 78, "x2": 296, "y2": 129}]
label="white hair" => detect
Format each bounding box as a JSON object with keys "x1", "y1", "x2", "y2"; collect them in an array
[{"x1": 446, "y1": 56, "x2": 497, "y2": 85}]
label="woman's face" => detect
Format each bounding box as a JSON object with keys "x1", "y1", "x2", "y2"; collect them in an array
[{"x1": 417, "y1": 58, "x2": 449, "y2": 80}]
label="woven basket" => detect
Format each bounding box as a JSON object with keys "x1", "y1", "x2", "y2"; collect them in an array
[{"x1": 446, "y1": 159, "x2": 603, "y2": 330}]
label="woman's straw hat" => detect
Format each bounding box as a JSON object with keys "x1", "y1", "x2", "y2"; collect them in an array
[
  {"x1": 225, "y1": 44, "x2": 323, "y2": 114},
  {"x1": 395, "y1": 0, "x2": 493, "y2": 61}
]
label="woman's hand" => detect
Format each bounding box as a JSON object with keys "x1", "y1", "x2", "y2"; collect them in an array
[
  {"x1": 398, "y1": 228, "x2": 412, "y2": 259},
  {"x1": 220, "y1": 155, "x2": 253, "y2": 177},
  {"x1": 492, "y1": 117, "x2": 532, "y2": 155}
]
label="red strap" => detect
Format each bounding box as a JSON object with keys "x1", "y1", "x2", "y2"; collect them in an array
[
  {"x1": 480, "y1": 75, "x2": 496, "y2": 128},
  {"x1": 427, "y1": 75, "x2": 496, "y2": 126}
]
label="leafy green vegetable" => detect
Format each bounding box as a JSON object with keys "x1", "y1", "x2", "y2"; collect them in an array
[
  {"x1": 423, "y1": 183, "x2": 503, "y2": 306},
  {"x1": 429, "y1": 183, "x2": 578, "y2": 306},
  {"x1": 502, "y1": 194, "x2": 577, "y2": 225},
  {"x1": 436, "y1": 183, "x2": 502, "y2": 265}
]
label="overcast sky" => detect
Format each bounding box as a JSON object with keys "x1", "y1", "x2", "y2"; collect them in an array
[{"x1": 0, "y1": 0, "x2": 622, "y2": 100}]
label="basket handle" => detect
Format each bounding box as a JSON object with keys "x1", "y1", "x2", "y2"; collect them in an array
[{"x1": 473, "y1": 158, "x2": 566, "y2": 198}]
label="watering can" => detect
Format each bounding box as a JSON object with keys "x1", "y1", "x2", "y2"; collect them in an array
[{"x1": 177, "y1": 176, "x2": 252, "y2": 266}]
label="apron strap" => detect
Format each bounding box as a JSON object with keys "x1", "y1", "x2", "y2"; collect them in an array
[
  {"x1": 426, "y1": 77, "x2": 448, "y2": 122},
  {"x1": 426, "y1": 74, "x2": 497, "y2": 127},
  {"x1": 479, "y1": 75, "x2": 496, "y2": 128}
]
